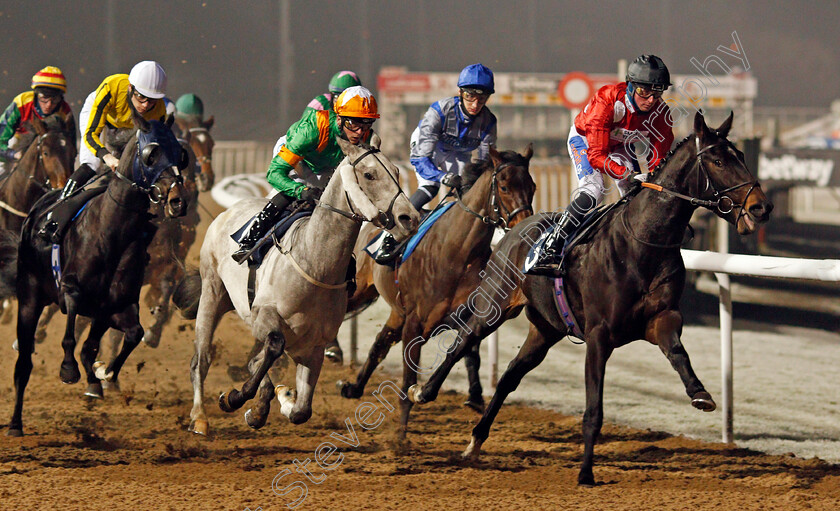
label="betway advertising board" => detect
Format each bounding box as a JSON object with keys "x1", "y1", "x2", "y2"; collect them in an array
[{"x1": 759, "y1": 149, "x2": 840, "y2": 188}]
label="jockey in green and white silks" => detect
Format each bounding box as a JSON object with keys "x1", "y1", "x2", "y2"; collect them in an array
[{"x1": 232, "y1": 86, "x2": 379, "y2": 264}]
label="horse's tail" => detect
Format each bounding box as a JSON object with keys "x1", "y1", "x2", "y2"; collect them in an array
[
  {"x1": 0, "y1": 229, "x2": 18, "y2": 299},
  {"x1": 172, "y1": 267, "x2": 202, "y2": 319}
]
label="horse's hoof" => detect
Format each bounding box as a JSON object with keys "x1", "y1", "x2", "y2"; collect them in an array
[
  {"x1": 84, "y1": 383, "x2": 104, "y2": 399},
  {"x1": 336, "y1": 380, "x2": 361, "y2": 399},
  {"x1": 244, "y1": 409, "x2": 268, "y2": 430},
  {"x1": 92, "y1": 361, "x2": 114, "y2": 381},
  {"x1": 461, "y1": 437, "x2": 482, "y2": 460},
  {"x1": 691, "y1": 391, "x2": 716, "y2": 412},
  {"x1": 189, "y1": 419, "x2": 209, "y2": 436},
  {"x1": 218, "y1": 392, "x2": 235, "y2": 413},
  {"x1": 142, "y1": 329, "x2": 161, "y2": 348},
  {"x1": 59, "y1": 362, "x2": 81, "y2": 384},
  {"x1": 407, "y1": 384, "x2": 425, "y2": 405},
  {"x1": 324, "y1": 346, "x2": 343, "y2": 365},
  {"x1": 6, "y1": 428, "x2": 23, "y2": 437},
  {"x1": 102, "y1": 379, "x2": 120, "y2": 392},
  {"x1": 463, "y1": 398, "x2": 485, "y2": 413}
]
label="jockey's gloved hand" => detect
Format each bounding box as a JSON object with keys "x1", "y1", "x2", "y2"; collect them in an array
[
  {"x1": 440, "y1": 172, "x2": 461, "y2": 189},
  {"x1": 103, "y1": 154, "x2": 120, "y2": 171},
  {"x1": 632, "y1": 173, "x2": 648, "y2": 183},
  {"x1": 300, "y1": 186, "x2": 323, "y2": 201}
]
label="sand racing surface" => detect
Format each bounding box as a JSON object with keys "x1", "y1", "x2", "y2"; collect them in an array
[{"x1": 0, "y1": 200, "x2": 838, "y2": 511}]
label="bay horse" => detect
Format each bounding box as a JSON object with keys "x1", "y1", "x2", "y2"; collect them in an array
[
  {"x1": 408, "y1": 112, "x2": 773, "y2": 485},
  {"x1": 0, "y1": 115, "x2": 75, "y2": 324},
  {"x1": 3, "y1": 114, "x2": 188, "y2": 436},
  {"x1": 336, "y1": 146, "x2": 536, "y2": 431},
  {"x1": 172, "y1": 135, "x2": 420, "y2": 436}
]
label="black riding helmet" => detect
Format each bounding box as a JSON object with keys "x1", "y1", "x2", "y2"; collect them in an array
[{"x1": 626, "y1": 54, "x2": 671, "y2": 92}]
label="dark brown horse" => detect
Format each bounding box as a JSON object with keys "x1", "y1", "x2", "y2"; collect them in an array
[
  {"x1": 408, "y1": 112, "x2": 773, "y2": 485},
  {"x1": 0, "y1": 115, "x2": 75, "y2": 233},
  {"x1": 3, "y1": 115, "x2": 188, "y2": 436},
  {"x1": 338, "y1": 146, "x2": 536, "y2": 436}
]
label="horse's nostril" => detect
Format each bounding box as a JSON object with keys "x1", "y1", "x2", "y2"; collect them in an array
[
  {"x1": 399, "y1": 214, "x2": 416, "y2": 231},
  {"x1": 749, "y1": 201, "x2": 773, "y2": 220}
]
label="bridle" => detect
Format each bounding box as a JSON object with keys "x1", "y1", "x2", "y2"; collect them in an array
[
  {"x1": 187, "y1": 127, "x2": 213, "y2": 167},
  {"x1": 454, "y1": 160, "x2": 533, "y2": 231},
  {"x1": 316, "y1": 146, "x2": 406, "y2": 230},
  {"x1": 642, "y1": 135, "x2": 758, "y2": 222},
  {"x1": 111, "y1": 136, "x2": 184, "y2": 209}
]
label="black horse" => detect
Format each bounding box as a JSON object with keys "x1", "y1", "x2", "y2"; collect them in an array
[
  {"x1": 408, "y1": 112, "x2": 773, "y2": 486},
  {"x1": 3, "y1": 114, "x2": 188, "y2": 436}
]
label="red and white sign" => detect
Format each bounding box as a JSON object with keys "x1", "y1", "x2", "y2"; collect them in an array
[
  {"x1": 377, "y1": 68, "x2": 431, "y2": 93},
  {"x1": 557, "y1": 71, "x2": 595, "y2": 109}
]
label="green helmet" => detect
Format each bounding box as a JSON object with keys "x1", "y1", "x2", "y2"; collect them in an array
[
  {"x1": 328, "y1": 71, "x2": 362, "y2": 94},
  {"x1": 175, "y1": 93, "x2": 204, "y2": 118}
]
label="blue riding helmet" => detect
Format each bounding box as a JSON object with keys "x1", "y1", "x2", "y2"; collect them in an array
[{"x1": 458, "y1": 63, "x2": 495, "y2": 94}]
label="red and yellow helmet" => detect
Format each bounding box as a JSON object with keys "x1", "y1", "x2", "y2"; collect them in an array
[
  {"x1": 334, "y1": 86, "x2": 379, "y2": 119},
  {"x1": 31, "y1": 66, "x2": 67, "y2": 93}
]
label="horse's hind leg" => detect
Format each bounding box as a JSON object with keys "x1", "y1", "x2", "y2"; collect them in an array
[
  {"x1": 79, "y1": 318, "x2": 111, "y2": 398},
  {"x1": 648, "y1": 310, "x2": 716, "y2": 411},
  {"x1": 189, "y1": 269, "x2": 232, "y2": 436},
  {"x1": 8, "y1": 288, "x2": 44, "y2": 436},
  {"x1": 144, "y1": 272, "x2": 175, "y2": 349},
  {"x1": 337, "y1": 308, "x2": 403, "y2": 399},
  {"x1": 464, "y1": 321, "x2": 561, "y2": 461},
  {"x1": 102, "y1": 328, "x2": 123, "y2": 391},
  {"x1": 462, "y1": 342, "x2": 484, "y2": 412}
]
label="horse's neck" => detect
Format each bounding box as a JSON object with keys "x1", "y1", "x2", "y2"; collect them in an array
[
  {"x1": 291, "y1": 168, "x2": 361, "y2": 279},
  {"x1": 452, "y1": 168, "x2": 497, "y2": 247},
  {"x1": 629, "y1": 152, "x2": 697, "y2": 246}
]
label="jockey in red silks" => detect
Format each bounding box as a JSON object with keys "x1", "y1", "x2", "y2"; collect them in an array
[{"x1": 528, "y1": 54, "x2": 675, "y2": 277}]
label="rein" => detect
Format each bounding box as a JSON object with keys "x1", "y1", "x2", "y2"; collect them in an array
[
  {"x1": 316, "y1": 146, "x2": 406, "y2": 230},
  {"x1": 453, "y1": 160, "x2": 532, "y2": 230}
]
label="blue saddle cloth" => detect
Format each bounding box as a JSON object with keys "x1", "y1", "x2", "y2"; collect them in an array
[
  {"x1": 364, "y1": 201, "x2": 456, "y2": 265},
  {"x1": 231, "y1": 209, "x2": 312, "y2": 267}
]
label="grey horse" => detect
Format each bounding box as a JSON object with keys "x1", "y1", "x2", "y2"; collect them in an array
[{"x1": 176, "y1": 136, "x2": 420, "y2": 436}]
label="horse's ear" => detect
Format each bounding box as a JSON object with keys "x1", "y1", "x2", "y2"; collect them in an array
[
  {"x1": 133, "y1": 109, "x2": 151, "y2": 132},
  {"x1": 203, "y1": 115, "x2": 214, "y2": 131},
  {"x1": 693, "y1": 111, "x2": 710, "y2": 141},
  {"x1": 716, "y1": 111, "x2": 734, "y2": 139},
  {"x1": 165, "y1": 114, "x2": 175, "y2": 129},
  {"x1": 523, "y1": 143, "x2": 534, "y2": 162},
  {"x1": 30, "y1": 115, "x2": 47, "y2": 136},
  {"x1": 336, "y1": 135, "x2": 355, "y2": 156},
  {"x1": 489, "y1": 145, "x2": 502, "y2": 167},
  {"x1": 369, "y1": 132, "x2": 381, "y2": 150}
]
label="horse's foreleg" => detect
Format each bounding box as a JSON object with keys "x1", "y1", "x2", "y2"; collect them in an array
[
  {"x1": 462, "y1": 342, "x2": 484, "y2": 412},
  {"x1": 99, "y1": 304, "x2": 143, "y2": 383},
  {"x1": 80, "y1": 318, "x2": 111, "y2": 398},
  {"x1": 8, "y1": 292, "x2": 44, "y2": 436},
  {"x1": 647, "y1": 310, "x2": 715, "y2": 411},
  {"x1": 144, "y1": 274, "x2": 175, "y2": 348},
  {"x1": 578, "y1": 324, "x2": 613, "y2": 487},
  {"x1": 220, "y1": 331, "x2": 285, "y2": 414},
  {"x1": 465, "y1": 323, "x2": 559, "y2": 461},
  {"x1": 337, "y1": 309, "x2": 403, "y2": 399},
  {"x1": 277, "y1": 352, "x2": 323, "y2": 425},
  {"x1": 59, "y1": 295, "x2": 81, "y2": 384},
  {"x1": 397, "y1": 315, "x2": 424, "y2": 440}
]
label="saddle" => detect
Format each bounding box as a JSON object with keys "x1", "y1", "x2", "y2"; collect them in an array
[
  {"x1": 35, "y1": 174, "x2": 111, "y2": 243},
  {"x1": 229, "y1": 200, "x2": 313, "y2": 268}
]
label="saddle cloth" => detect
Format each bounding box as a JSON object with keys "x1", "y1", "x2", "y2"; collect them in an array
[{"x1": 363, "y1": 201, "x2": 455, "y2": 265}]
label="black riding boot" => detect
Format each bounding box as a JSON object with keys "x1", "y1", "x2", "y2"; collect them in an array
[
  {"x1": 526, "y1": 193, "x2": 595, "y2": 277},
  {"x1": 231, "y1": 194, "x2": 290, "y2": 263},
  {"x1": 38, "y1": 164, "x2": 97, "y2": 242},
  {"x1": 373, "y1": 233, "x2": 401, "y2": 265}
]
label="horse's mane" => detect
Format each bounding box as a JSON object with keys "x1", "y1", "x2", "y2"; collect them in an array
[
  {"x1": 650, "y1": 134, "x2": 693, "y2": 175},
  {"x1": 461, "y1": 149, "x2": 527, "y2": 192}
]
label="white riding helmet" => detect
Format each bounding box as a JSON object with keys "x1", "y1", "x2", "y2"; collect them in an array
[{"x1": 128, "y1": 61, "x2": 167, "y2": 99}]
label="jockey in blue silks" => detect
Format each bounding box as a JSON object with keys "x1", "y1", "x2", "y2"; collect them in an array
[{"x1": 374, "y1": 63, "x2": 497, "y2": 264}]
